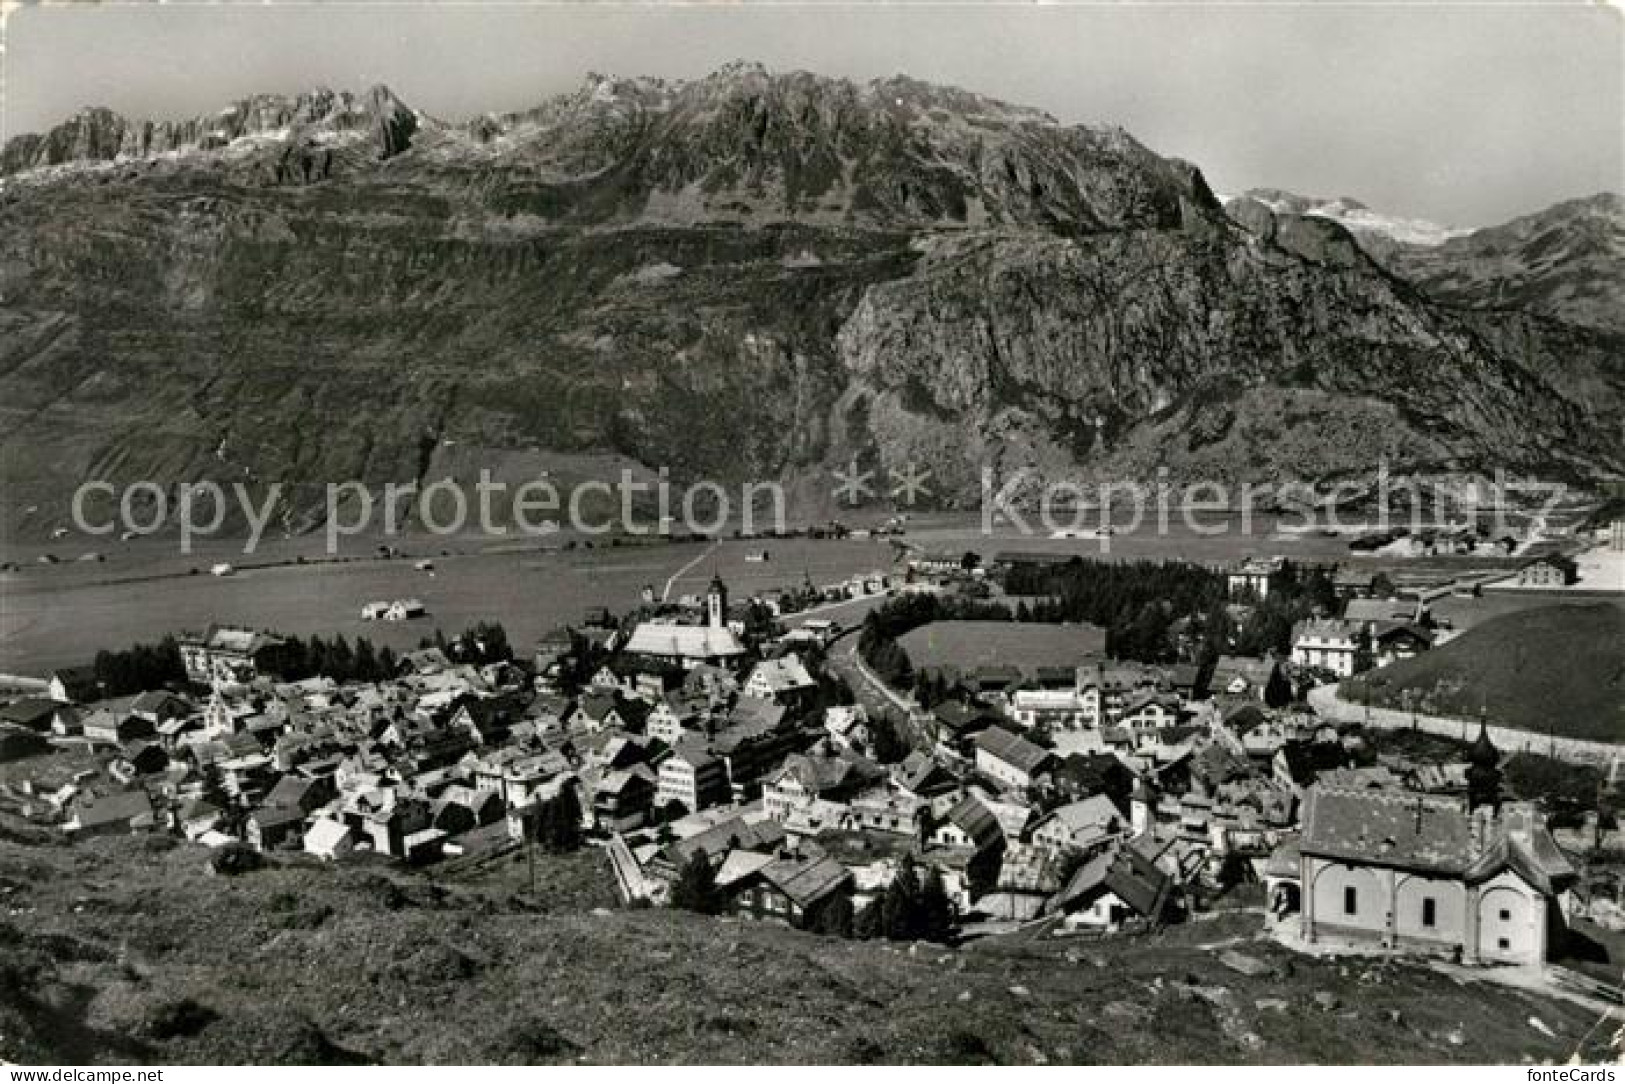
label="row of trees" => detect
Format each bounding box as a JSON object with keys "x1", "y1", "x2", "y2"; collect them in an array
[
  {"x1": 91, "y1": 636, "x2": 187, "y2": 696},
  {"x1": 260, "y1": 634, "x2": 401, "y2": 684}
]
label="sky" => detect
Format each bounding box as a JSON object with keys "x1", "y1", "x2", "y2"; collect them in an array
[{"x1": 1, "y1": 1, "x2": 1619, "y2": 227}]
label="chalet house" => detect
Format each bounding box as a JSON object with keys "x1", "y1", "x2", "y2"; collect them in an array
[
  {"x1": 1047, "y1": 844, "x2": 1176, "y2": 931},
  {"x1": 1290, "y1": 619, "x2": 1362, "y2": 678},
  {"x1": 1226, "y1": 557, "x2": 1280, "y2": 600},
  {"x1": 910, "y1": 548, "x2": 973, "y2": 576},
  {"x1": 592, "y1": 766, "x2": 658, "y2": 831},
  {"x1": 1280, "y1": 786, "x2": 1576, "y2": 965},
  {"x1": 1029, "y1": 795, "x2": 1125, "y2": 856},
  {"x1": 761, "y1": 752, "x2": 878, "y2": 821},
  {"x1": 130, "y1": 690, "x2": 193, "y2": 725},
  {"x1": 1515, "y1": 557, "x2": 1575, "y2": 588},
  {"x1": 117, "y1": 741, "x2": 170, "y2": 777},
  {"x1": 1086, "y1": 663, "x2": 1169, "y2": 724},
  {"x1": 449, "y1": 697, "x2": 519, "y2": 746},
  {"x1": 743, "y1": 654, "x2": 817, "y2": 705},
  {"x1": 972, "y1": 727, "x2": 1053, "y2": 790},
  {"x1": 656, "y1": 740, "x2": 730, "y2": 813},
  {"x1": 980, "y1": 843, "x2": 1065, "y2": 920},
  {"x1": 931, "y1": 701, "x2": 1000, "y2": 755},
  {"x1": 845, "y1": 791, "x2": 924, "y2": 835},
  {"x1": 933, "y1": 793, "x2": 1003, "y2": 852},
  {"x1": 588, "y1": 665, "x2": 628, "y2": 692},
  {"x1": 647, "y1": 696, "x2": 706, "y2": 745},
  {"x1": 264, "y1": 773, "x2": 338, "y2": 815},
  {"x1": 0, "y1": 697, "x2": 76, "y2": 734},
  {"x1": 1207, "y1": 655, "x2": 1277, "y2": 699},
  {"x1": 384, "y1": 598, "x2": 427, "y2": 621},
  {"x1": 710, "y1": 716, "x2": 805, "y2": 799},
  {"x1": 1332, "y1": 569, "x2": 1378, "y2": 599},
  {"x1": 47, "y1": 666, "x2": 101, "y2": 704},
  {"x1": 642, "y1": 816, "x2": 788, "y2": 898},
  {"x1": 893, "y1": 751, "x2": 961, "y2": 814},
  {"x1": 533, "y1": 625, "x2": 578, "y2": 675},
  {"x1": 1372, "y1": 624, "x2": 1433, "y2": 668},
  {"x1": 348, "y1": 797, "x2": 433, "y2": 859},
  {"x1": 81, "y1": 708, "x2": 155, "y2": 746},
  {"x1": 822, "y1": 705, "x2": 870, "y2": 752},
  {"x1": 577, "y1": 691, "x2": 649, "y2": 735},
  {"x1": 726, "y1": 853, "x2": 854, "y2": 930},
  {"x1": 247, "y1": 805, "x2": 307, "y2": 852},
  {"x1": 1118, "y1": 692, "x2": 1181, "y2": 731},
  {"x1": 1008, "y1": 686, "x2": 1095, "y2": 730},
  {"x1": 304, "y1": 816, "x2": 358, "y2": 860},
  {"x1": 179, "y1": 625, "x2": 286, "y2": 685},
  {"x1": 175, "y1": 798, "x2": 224, "y2": 841},
  {"x1": 64, "y1": 790, "x2": 155, "y2": 836}
]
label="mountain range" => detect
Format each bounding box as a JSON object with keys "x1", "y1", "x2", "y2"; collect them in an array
[{"x1": 2, "y1": 64, "x2": 1620, "y2": 533}]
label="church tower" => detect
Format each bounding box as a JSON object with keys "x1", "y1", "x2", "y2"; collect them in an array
[
  {"x1": 707, "y1": 574, "x2": 728, "y2": 630},
  {"x1": 1131, "y1": 775, "x2": 1158, "y2": 837},
  {"x1": 1466, "y1": 718, "x2": 1502, "y2": 813}
]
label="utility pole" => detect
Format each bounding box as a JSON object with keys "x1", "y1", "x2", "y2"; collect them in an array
[{"x1": 525, "y1": 811, "x2": 536, "y2": 898}]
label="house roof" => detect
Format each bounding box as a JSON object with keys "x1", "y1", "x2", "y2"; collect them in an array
[
  {"x1": 1103, "y1": 847, "x2": 1175, "y2": 919},
  {"x1": 770, "y1": 753, "x2": 865, "y2": 796},
  {"x1": 264, "y1": 775, "x2": 316, "y2": 808},
  {"x1": 973, "y1": 727, "x2": 1052, "y2": 775},
  {"x1": 1291, "y1": 618, "x2": 1360, "y2": 646},
  {"x1": 304, "y1": 817, "x2": 354, "y2": 850},
  {"x1": 727, "y1": 695, "x2": 787, "y2": 733},
  {"x1": 1302, "y1": 787, "x2": 1576, "y2": 891},
  {"x1": 1037, "y1": 795, "x2": 1123, "y2": 838},
  {"x1": 944, "y1": 794, "x2": 1003, "y2": 849},
  {"x1": 188, "y1": 624, "x2": 283, "y2": 655},
  {"x1": 1300, "y1": 787, "x2": 1473, "y2": 874},
  {"x1": 0, "y1": 697, "x2": 62, "y2": 728},
  {"x1": 1344, "y1": 598, "x2": 1417, "y2": 623},
  {"x1": 666, "y1": 815, "x2": 786, "y2": 866},
  {"x1": 1211, "y1": 656, "x2": 1275, "y2": 686},
  {"x1": 746, "y1": 655, "x2": 816, "y2": 694},
  {"x1": 251, "y1": 805, "x2": 307, "y2": 829},
  {"x1": 73, "y1": 789, "x2": 153, "y2": 828},
  {"x1": 624, "y1": 622, "x2": 745, "y2": 660},
  {"x1": 760, "y1": 854, "x2": 852, "y2": 908},
  {"x1": 715, "y1": 848, "x2": 776, "y2": 887},
  {"x1": 1276, "y1": 740, "x2": 1348, "y2": 786}
]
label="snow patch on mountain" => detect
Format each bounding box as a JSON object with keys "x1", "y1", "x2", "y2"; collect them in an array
[{"x1": 1240, "y1": 187, "x2": 1468, "y2": 247}]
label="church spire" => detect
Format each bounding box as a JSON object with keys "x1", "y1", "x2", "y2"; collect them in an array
[{"x1": 1466, "y1": 716, "x2": 1501, "y2": 813}]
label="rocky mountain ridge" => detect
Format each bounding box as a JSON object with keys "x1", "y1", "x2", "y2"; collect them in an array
[{"x1": 1, "y1": 67, "x2": 1619, "y2": 533}]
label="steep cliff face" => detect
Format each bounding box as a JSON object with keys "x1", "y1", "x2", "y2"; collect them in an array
[
  {"x1": 834, "y1": 227, "x2": 1618, "y2": 498},
  {"x1": 0, "y1": 68, "x2": 1618, "y2": 533}
]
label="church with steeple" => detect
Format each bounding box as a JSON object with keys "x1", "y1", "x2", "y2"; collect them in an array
[
  {"x1": 621, "y1": 572, "x2": 746, "y2": 670},
  {"x1": 1269, "y1": 722, "x2": 1577, "y2": 966}
]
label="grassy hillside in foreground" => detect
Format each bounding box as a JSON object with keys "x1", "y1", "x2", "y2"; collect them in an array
[
  {"x1": 1343, "y1": 603, "x2": 1625, "y2": 743},
  {"x1": 0, "y1": 811, "x2": 1615, "y2": 1065}
]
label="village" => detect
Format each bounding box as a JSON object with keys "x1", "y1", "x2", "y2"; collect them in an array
[{"x1": 0, "y1": 536, "x2": 1620, "y2": 997}]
